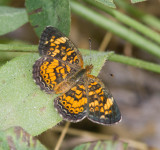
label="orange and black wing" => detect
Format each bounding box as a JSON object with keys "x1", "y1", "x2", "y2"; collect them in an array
[
  {"x1": 54, "y1": 79, "x2": 87, "y2": 122},
  {"x1": 87, "y1": 75, "x2": 121, "y2": 125},
  {"x1": 39, "y1": 26, "x2": 83, "y2": 67},
  {"x1": 33, "y1": 26, "x2": 84, "y2": 93},
  {"x1": 33, "y1": 56, "x2": 79, "y2": 93}
]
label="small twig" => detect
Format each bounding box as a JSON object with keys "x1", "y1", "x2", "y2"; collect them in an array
[
  {"x1": 123, "y1": 42, "x2": 132, "y2": 57},
  {"x1": 54, "y1": 122, "x2": 70, "y2": 150},
  {"x1": 99, "y1": 32, "x2": 112, "y2": 51},
  {"x1": 53, "y1": 127, "x2": 148, "y2": 150}
]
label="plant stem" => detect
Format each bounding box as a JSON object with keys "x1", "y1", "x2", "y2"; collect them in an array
[
  {"x1": 114, "y1": 0, "x2": 160, "y2": 31},
  {"x1": 0, "y1": 43, "x2": 159, "y2": 73},
  {"x1": 0, "y1": 44, "x2": 38, "y2": 52},
  {"x1": 84, "y1": 0, "x2": 160, "y2": 45},
  {"x1": 70, "y1": 1, "x2": 160, "y2": 58},
  {"x1": 108, "y1": 53, "x2": 160, "y2": 74}
]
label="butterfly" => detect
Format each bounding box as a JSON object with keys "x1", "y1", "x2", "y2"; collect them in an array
[{"x1": 33, "y1": 26, "x2": 121, "y2": 125}]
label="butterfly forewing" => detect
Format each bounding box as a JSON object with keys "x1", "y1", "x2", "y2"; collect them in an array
[
  {"x1": 33, "y1": 26, "x2": 84, "y2": 93},
  {"x1": 39, "y1": 26, "x2": 83, "y2": 68},
  {"x1": 33, "y1": 57, "x2": 79, "y2": 93}
]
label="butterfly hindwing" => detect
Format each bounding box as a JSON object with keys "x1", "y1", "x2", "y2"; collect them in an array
[
  {"x1": 87, "y1": 75, "x2": 121, "y2": 124},
  {"x1": 54, "y1": 79, "x2": 87, "y2": 122}
]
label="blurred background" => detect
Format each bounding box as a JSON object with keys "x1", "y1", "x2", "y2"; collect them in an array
[{"x1": 1, "y1": 0, "x2": 160, "y2": 149}]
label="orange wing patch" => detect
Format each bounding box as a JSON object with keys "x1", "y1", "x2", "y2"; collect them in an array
[
  {"x1": 54, "y1": 81, "x2": 87, "y2": 122},
  {"x1": 33, "y1": 56, "x2": 76, "y2": 93}
]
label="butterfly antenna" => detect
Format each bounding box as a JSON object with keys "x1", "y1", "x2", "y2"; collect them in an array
[{"x1": 89, "y1": 37, "x2": 92, "y2": 65}]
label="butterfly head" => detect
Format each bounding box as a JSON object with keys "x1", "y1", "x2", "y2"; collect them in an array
[{"x1": 85, "y1": 65, "x2": 93, "y2": 74}]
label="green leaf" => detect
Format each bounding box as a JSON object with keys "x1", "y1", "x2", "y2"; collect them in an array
[
  {"x1": 0, "y1": 127, "x2": 46, "y2": 150},
  {"x1": 131, "y1": 0, "x2": 147, "y2": 3},
  {"x1": 0, "y1": 6, "x2": 28, "y2": 35},
  {"x1": 80, "y1": 49, "x2": 111, "y2": 76},
  {"x1": 73, "y1": 140, "x2": 128, "y2": 150},
  {"x1": 25, "y1": 0, "x2": 71, "y2": 37},
  {"x1": 0, "y1": 50, "x2": 109, "y2": 135},
  {"x1": 0, "y1": 54, "x2": 62, "y2": 136},
  {"x1": 95, "y1": 0, "x2": 116, "y2": 8}
]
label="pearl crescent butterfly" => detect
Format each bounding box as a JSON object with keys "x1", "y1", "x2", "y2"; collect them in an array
[{"x1": 33, "y1": 26, "x2": 121, "y2": 125}]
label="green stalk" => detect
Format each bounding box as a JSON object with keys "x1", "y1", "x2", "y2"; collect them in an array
[
  {"x1": 108, "y1": 53, "x2": 160, "y2": 74},
  {"x1": 70, "y1": 1, "x2": 160, "y2": 58},
  {"x1": 0, "y1": 44, "x2": 38, "y2": 61},
  {"x1": 0, "y1": 43, "x2": 159, "y2": 74},
  {"x1": 0, "y1": 44, "x2": 38, "y2": 52},
  {"x1": 115, "y1": 0, "x2": 160, "y2": 31},
  {"x1": 84, "y1": 0, "x2": 160, "y2": 45}
]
